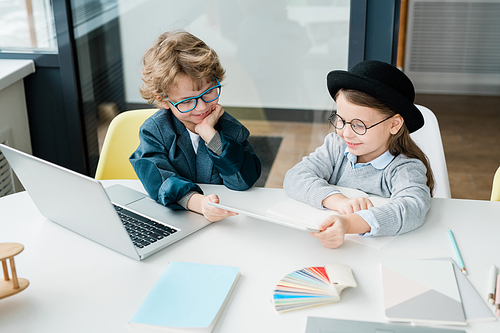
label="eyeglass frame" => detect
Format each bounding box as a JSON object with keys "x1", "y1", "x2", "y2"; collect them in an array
[
  {"x1": 168, "y1": 76, "x2": 221, "y2": 113},
  {"x1": 329, "y1": 112, "x2": 393, "y2": 135}
]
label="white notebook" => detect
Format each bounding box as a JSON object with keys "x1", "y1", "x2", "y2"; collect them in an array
[{"x1": 381, "y1": 258, "x2": 466, "y2": 326}]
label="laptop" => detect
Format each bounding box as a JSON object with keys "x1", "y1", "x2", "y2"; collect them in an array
[{"x1": 0, "y1": 143, "x2": 211, "y2": 260}]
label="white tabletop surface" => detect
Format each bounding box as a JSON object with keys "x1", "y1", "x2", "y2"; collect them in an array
[
  {"x1": 1, "y1": 180, "x2": 499, "y2": 333},
  {"x1": 0, "y1": 59, "x2": 35, "y2": 91}
]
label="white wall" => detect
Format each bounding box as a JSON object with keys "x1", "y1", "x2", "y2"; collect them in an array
[{"x1": 118, "y1": 0, "x2": 350, "y2": 111}]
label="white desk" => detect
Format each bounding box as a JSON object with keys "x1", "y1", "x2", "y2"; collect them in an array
[{"x1": 1, "y1": 180, "x2": 499, "y2": 333}]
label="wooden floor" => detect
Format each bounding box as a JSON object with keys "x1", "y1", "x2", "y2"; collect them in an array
[
  {"x1": 98, "y1": 94, "x2": 500, "y2": 200},
  {"x1": 415, "y1": 94, "x2": 500, "y2": 200}
]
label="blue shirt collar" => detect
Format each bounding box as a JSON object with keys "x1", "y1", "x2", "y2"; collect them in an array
[{"x1": 344, "y1": 147, "x2": 394, "y2": 170}]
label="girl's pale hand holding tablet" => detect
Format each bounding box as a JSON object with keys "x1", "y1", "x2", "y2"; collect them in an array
[
  {"x1": 311, "y1": 212, "x2": 372, "y2": 248},
  {"x1": 311, "y1": 215, "x2": 350, "y2": 248}
]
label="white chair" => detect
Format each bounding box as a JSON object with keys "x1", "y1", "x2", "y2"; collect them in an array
[
  {"x1": 491, "y1": 166, "x2": 500, "y2": 201},
  {"x1": 410, "y1": 105, "x2": 451, "y2": 198}
]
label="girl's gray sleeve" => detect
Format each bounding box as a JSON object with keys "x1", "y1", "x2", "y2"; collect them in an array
[
  {"x1": 369, "y1": 158, "x2": 431, "y2": 236},
  {"x1": 283, "y1": 133, "x2": 343, "y2": 208}
]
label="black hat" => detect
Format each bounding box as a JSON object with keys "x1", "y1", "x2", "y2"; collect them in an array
[{"x1": 327, "y1": 60, "x2": 424, "y2": 133}]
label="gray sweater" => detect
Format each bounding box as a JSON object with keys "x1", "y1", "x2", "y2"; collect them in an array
[{"x1": 283, "y1": 133, "x2": 431, "y2": 236}]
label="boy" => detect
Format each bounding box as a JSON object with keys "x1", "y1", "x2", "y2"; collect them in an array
[{"x1": 130, "y1": 30, "x2": 261, "y2": 222}]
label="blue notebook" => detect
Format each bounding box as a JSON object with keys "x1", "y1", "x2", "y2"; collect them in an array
[{"x1": 129, "y1": 262, "x2": 240, "y2": 332}]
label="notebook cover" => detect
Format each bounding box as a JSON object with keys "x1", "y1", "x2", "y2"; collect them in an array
[
  {"x1": 129, "y1": 262, "x2": 240, "y2": 331},
  {"x1": 381, "y1": 258, "x2": 466, "y2": 326},
  {"x1": 429, "y1": 257, "x2": 497, "y2": 322}
]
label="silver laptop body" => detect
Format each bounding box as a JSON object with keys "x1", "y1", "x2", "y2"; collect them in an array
[{"x1": 0, "y1": 144, "x2": 211, "y2": 260}]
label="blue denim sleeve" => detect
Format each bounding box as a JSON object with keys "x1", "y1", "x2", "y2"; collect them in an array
[
  {"x1": 129, "y1": 117, "x2": 202, "y2": 209},
  {"x1": 207, "y1": 131, "x2": 261, "y2": 190},
  {"x1": 130, "y1": 158, "x2": 202, "y2": 210}
]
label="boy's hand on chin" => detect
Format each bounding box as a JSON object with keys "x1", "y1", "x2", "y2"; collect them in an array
[{"x1": 195, "y1": 104, "x2": 224, "y2": 141}]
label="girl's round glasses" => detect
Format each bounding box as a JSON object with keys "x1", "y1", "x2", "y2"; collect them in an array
[
  {"x1": 329, "y1": 112, "x2": 392, "y2": 135},
  {"x1": 170, "y1": 76, "x2": 221, "y2": 113}
]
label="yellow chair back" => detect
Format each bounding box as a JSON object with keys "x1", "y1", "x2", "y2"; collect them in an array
[
  {"x1": 95, "y1": 109, "x2": 157, "y2": 180},
  {"x1": 491, "y1": 166, "x2": 500, "y2": 201}
]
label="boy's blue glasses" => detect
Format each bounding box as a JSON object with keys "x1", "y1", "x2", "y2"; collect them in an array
[
  {"x1": 169, "y1": 77, "x2": 221, "y2": 113},
  {"x1": 329, "y1": 112, "x2": 392, "y2": 135}
]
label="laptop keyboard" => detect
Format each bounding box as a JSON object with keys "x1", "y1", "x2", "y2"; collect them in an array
[{"x1": 113, "y1": 204, "x2": 178, "y2": 249}]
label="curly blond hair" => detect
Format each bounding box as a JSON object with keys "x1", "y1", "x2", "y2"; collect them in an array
[{"x1": 140, "y1": 30, "x2": 226, "y2": 106}]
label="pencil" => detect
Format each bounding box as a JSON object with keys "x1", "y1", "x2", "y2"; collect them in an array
[
  {"x1": 496, "y1": 274, "x2": 500, "y2": 316},
  {"x1": 448, "y1": 229, "x2": 467, "y2": 275},
  {"x1": 488, "y1": 265, "x2": 497, "y2": 304}
]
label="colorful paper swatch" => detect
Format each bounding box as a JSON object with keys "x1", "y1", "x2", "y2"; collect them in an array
[{"x1": 272, "y1": 263, "x2": 356, "y2": 313}]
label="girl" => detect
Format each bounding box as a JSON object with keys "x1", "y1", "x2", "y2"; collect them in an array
[{"x1": 283, "y1": 60, "x2": 434, "y2": 248}]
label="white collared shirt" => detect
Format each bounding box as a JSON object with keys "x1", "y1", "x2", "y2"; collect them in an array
[
  {"x1": 344, "y1": 148, "x2": 395, "y2": 170},
  {"x1": 187, "y1": 129, "x2": 201, "y2": 154}
]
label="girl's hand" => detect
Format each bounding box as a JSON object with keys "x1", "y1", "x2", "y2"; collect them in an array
[
  {"x1": 195, "y1": 104, "x2": 225, "y2": 142},
  {"x1": 200, "y1": 194, "x2": 237, "y2": 222},
  {"x1": 323, "y1": 193, "x2": 374, "y2": 214},
  {"x1": 310, "y1": 215, "x2": 349, "y2": 248},
  {"x1": 335, "y1": 197, "x2": 374, "y2": 214}
]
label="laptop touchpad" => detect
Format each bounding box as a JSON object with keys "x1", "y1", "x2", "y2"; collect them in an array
[
  {"x1": 127, "y1": 197, "x2": 176, "y2": 220},
  {"x1": 105, "y1": 184, "x2": 147, "y2": 205}
]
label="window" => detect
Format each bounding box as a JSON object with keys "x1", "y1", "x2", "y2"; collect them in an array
[{"x1": 0, "y1": 0, "x2": 57, "y2": 52}]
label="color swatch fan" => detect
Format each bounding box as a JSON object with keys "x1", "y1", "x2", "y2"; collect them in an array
[{"x1": 272, "y1": 263, "x2": 356, "y2": 313}]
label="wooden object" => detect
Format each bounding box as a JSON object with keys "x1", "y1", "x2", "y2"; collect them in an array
[
  {"x1": 0, "y1": 243, "x2": 29, "y2": 299},
  {"x1": 25, "y1": 0, "x2": 37, "y2": 47},
  {"x1": 397, "y1": 0, "x2": 409, "y2": 69}
]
